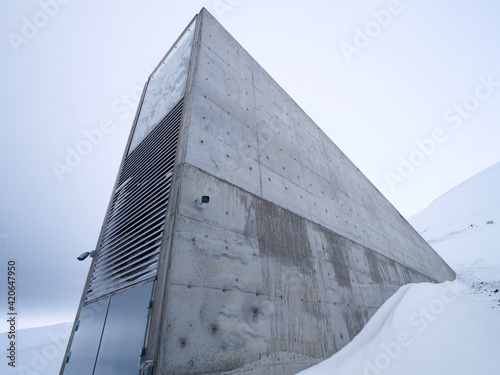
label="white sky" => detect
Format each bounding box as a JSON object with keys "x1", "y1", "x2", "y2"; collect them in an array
[{"x1": 0, "y1": 0, "x2": 499, "y2": 329}]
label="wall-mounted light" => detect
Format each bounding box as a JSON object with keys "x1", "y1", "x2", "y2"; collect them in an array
[
  {"x1": 77, "y1": 250, "x2": 96, "y2": 261},
  {"x1": 195, "y1": 196, "x2": 210, "y2": 209}
]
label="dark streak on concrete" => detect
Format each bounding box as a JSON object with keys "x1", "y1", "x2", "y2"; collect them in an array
[
  {"x1": 365, "y1": 247, "x2": 383, "y2": 285},
  {"x1": 256, "y1": 199, "x2": 312, "y2": 270},
  {"x1": 322, "y1": 229, "x2": 352, "y2": 289}
]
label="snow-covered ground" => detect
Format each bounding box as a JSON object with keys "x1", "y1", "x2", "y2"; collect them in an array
[
  {"x1": 411, "y1": 162, "x2": 500, "y2": 291},
  {"x1": 298, "y1": 162, "x2": 500, "y2": 375},
  {"x1": 2, "y1": 164, "x2": 498, "y2": 374},
  {"x1": 1, "y1": 322, "x2": 72, "y2": 374}
]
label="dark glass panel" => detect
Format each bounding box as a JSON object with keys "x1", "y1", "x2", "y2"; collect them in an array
[
  {"x1": 63, "y1": 298, "x2": 110, "y2": 375},
  {"x1": 93, "y1": 282, "x2": 154, "y2": 375}
]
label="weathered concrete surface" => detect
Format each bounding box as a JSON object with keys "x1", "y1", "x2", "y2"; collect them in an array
[{"x1": 147, "y1": 8, "x2": 455, "y2": 375}]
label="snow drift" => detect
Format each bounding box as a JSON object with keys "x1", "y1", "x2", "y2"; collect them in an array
[{"x1": 298, "y1": 162, "x2": 500, "y2": 375}]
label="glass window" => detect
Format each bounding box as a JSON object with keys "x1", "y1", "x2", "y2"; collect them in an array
[
  {"x1": 63, "y1": 298, "x2": 110, "y2": 375},
  {"x1": 93, "y1": 282, "x2": 154, "y2": 375},
  {"x1": 128, "y1": 19, "x2": 197, "y2": 153}
]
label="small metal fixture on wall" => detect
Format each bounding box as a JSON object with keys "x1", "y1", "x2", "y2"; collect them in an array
[
  {"x1": 77, "y1": 250, "x2": 95, "y2": 261},
  {"x1": 195, "y1": 196, "x2": 210, "y2": 209}
]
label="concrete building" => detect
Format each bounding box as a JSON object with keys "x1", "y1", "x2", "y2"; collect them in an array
[{"x1": 60, "y1": 8, "x2": 455, "y2": 375}]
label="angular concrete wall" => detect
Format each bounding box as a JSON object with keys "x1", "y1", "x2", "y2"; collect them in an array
[{"x1": 147, "y1": 8, "x2": 455, "y2": 374}]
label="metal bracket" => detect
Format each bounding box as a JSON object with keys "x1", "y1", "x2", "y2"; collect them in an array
[
  {"x1": 140, "y1": 360, "x2": 154, "y2": 375},
  {"x1": 147, "y1": 300, "x2": 153, "y2": 317},
  {"x1": 138, "y1": 347, "x2": 146, "y2": 366}
]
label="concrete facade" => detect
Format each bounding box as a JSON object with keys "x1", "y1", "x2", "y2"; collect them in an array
[{"x1": 146, "y1": 8, "x2": 455, "y2": 375}]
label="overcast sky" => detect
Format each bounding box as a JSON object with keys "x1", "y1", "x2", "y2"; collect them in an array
[{"x1": 1, "y1": 0, "x2": 499, "y2": 329}]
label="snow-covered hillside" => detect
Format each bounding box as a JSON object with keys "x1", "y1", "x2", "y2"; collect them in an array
[
  {"x1": 410, "y1": 162, "x2": 499, "y2": 241},
  {"x1": 1, "y1": 322, "x2": 72, "y2": 374},
  {"x1": 411, "y1": 162, "x2": 500, "y2": 289},
  {"x1": 298, "y1": 162, "x2": 500, "y2": 375}
]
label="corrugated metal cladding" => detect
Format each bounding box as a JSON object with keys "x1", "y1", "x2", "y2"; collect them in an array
[{"x1": 85, "y1": 99, "x2": 184, "y2": 303}]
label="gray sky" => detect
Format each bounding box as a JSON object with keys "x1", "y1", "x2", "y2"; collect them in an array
[{"x1": 1, "y1": 0, "x2": 499, "y2": 329}]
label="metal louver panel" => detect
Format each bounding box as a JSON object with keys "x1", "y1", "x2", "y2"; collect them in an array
[{"x1": 85, "y1": 99, "x2": 184, "y2": 303}]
